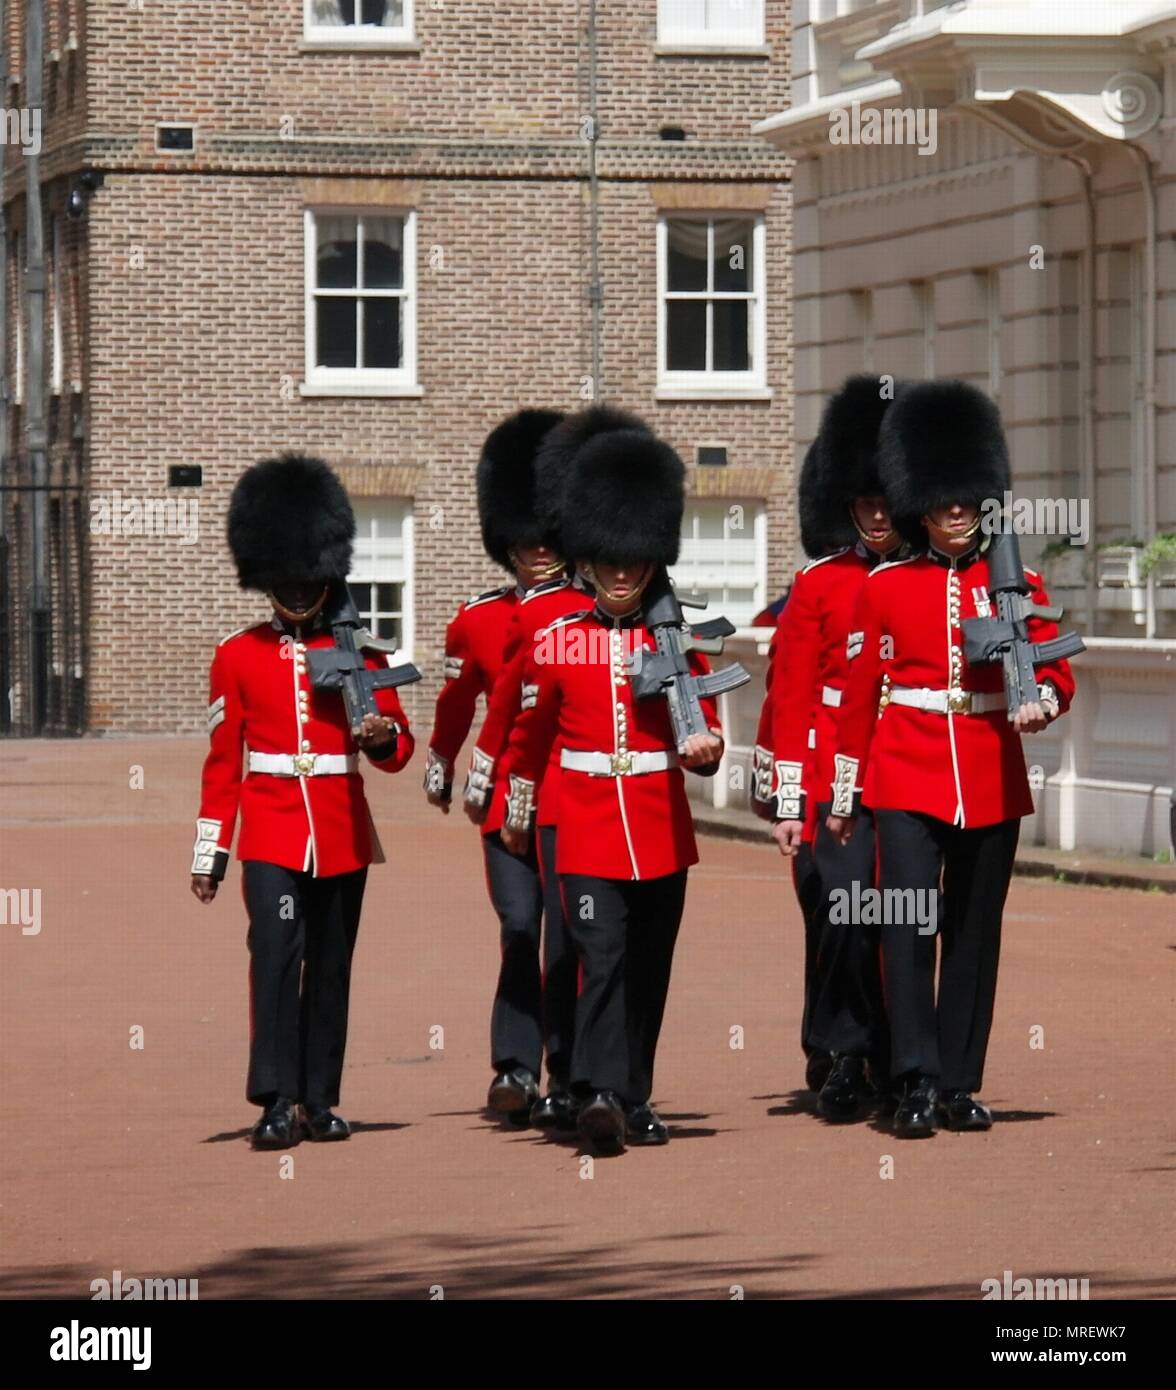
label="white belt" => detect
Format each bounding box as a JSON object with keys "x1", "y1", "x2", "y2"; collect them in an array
[
  {"x1": 560, "y1": 748, "x2": 679, "y2": 777},
  {"x1": 248, "y1": 751, "x2": 359, "y2": 777},
  {"x1": 887, "y1": 686, "x2": 1006, "y2": 716},
  {"x1": 821, "y1": 685, "x2": 843, "y2": 708}
]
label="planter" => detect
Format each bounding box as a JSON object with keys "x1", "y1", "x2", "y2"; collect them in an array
[
  {"x1": 1043, "y1": 548, "x2": 1087, "y2": 589},
  {"x1": 1096, "y1": 546, "x2": 1144, "y2": 589},
  {"x1": 1149, "y1": 558, "x2": 1176, "y2": 589}
]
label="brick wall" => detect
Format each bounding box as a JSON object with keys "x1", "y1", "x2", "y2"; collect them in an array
[{"x1": 4, "y1": 1, "x2": 797, "y2": 736}]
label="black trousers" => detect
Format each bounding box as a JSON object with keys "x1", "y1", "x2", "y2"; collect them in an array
[
  {"x1": 874, "y1": 810, "x2": 1020, "y2": 1092},
  {"x1": 483, "y1": 829, "x2": 576, "y2": 1080},
  {"x1": 242, "y1": 861, "x2": 367, "y2": 1109},
  {"x1": 793, "y1": 841, "x2": 824, "y2": 1060},
  {"x1": 538, "y1": 826, "x2": 578, "y2": 1078},
  {"x1": 806, "y1": 802, "x2": 888, "y2": 1067},
  {"x1": 560, "y1": 871, "x2": 688, "y2": 1108}
]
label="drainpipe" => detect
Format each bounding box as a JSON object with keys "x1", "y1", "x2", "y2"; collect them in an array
[
  {"x1": 0, "y1": 27, "x2": 8, "y2": 732},
  {"x1": 587, "y1": 0, "x2": 603, "y2": 401},
  {"x1": 1125, "y1": 143, "x2": 1158, "y2": 640},
  {"x1": 1055, "y1": 153, "x2": 1097, "y2": 853},
  {"x1": 26, "y1": 0, "x2": 49, "y2": 731}
]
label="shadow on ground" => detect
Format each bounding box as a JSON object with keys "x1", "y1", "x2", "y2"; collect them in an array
[{"x1": 3, "y1": 1239, "x2": 1173, "y2": 1300}]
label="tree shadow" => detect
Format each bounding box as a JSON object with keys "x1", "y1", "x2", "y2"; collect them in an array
[{"x1": 5, "y1": 1243, "x2": 1173, "y2": 1301}]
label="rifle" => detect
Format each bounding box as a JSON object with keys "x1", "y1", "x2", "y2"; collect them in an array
[
  {"x1": 307, "y1": 583, "x2": 423, "y2": 738},
  {"x1": 961, "y1": 527, "x2": 1085, "y2": 721},
  {"x1": 629, "y1": 567, "x2": 751, "y2": 754}
]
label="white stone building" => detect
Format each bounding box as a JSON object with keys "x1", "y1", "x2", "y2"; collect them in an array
[{"x1": 746, "y1": 0, "x2": 1176, "y2": 859}]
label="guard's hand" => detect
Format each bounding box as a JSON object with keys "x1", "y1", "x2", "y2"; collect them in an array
[
  {"x1": 425, "y1": 786, "x2": 452, "y2": 815},
  {"x1": 771, "y1": 820, "x2": 805, "y2": 857},
  {"x1": 501, "y1": 824, "x2": 529, "y2": 856},
  {"x1": 463, "y1": 796, "x2": 489, "y2": 826},
  {"x1": 1013, "y1": 700, "x2": 1048, "y2": 734},
  {"x1": 356, "y1": 713, "x2": 398, "y2": 753},
  {"x1": 681, "y1": 732, "x2": 724, "y2": 769},
  {"x1": 190, "y1": 874, "x2": 218, "y2": 904},
  {"x1": 825, "y1": 814, "x2": 855, "y2": 845}
]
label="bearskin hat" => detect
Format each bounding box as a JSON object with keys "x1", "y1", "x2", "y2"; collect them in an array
[
  {"x1": 548, "y1": 406, "x2": 686, "y2": 566},
  {"x1": 476, "y1": 408, "x2": 567, "y2": 570},
  {"x1": 799, "y1": 375, "x2": 897, "y2": 557},
  {"x1": 227, "y1": 453, "x2": 355, "y2": 592},
  {"x1": 878, "y1": 379, "x2": 1010, "y2": 544}
]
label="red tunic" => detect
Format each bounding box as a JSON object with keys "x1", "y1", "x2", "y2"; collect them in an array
[
  {"x1": 192, "y1": 620, "x2": 415, "y2": 879},
  {"x1": 833, "y1": 547, "x2": 1076, "y2": 829},
  {"x1": 469, "y1": 575, "x2": 594, "y2": 836},
  {"x1": 504, "y1": 610, "x2": 722, "y2": 881},
  {"x1": 425, "y1": 585, "x2": 519, "y2": 782},
  {"x1": 765, "y1": 546, "x2": 876, "y2": 829}
]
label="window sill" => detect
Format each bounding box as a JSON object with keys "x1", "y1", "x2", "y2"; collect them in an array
[
  {"x1": 654, "y1": 43, "x2": 770, "y2": 58},
  {"x1": 299, "y1": 382, "x2": 424, "y2": 399},
  {"x1": 299, "y1": 37, "x2": 421, "y2": 54},
  {"x1": 655, "y1": 385, "x2": 773, "y2": 402}
]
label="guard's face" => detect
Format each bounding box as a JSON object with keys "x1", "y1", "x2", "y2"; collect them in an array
[
  {"x1": 923, "y1": 502, "x2": 981, "y2": 553},
  {"x1": 851, "y1": 495, "x2": 899, "y2": 555},
  {"x1": 269, "y1": 580, "x2": 330, "y2": 624},
  {"x1": 593, "y1": 561, "x2": 653, "y2": 614},
  {"x1": 512, "y1": 544, "x2": 564, "y2": 586}
]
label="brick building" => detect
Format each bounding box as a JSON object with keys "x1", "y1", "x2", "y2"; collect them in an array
[{"x1": 0, "y1": 0, "x2": 795, "y2": 739}]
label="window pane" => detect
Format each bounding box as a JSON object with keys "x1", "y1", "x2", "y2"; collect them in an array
[
  {"x1": 347, "y1": 582, "x2": 371, "y2": 613},
  {"x1": 323, "y1": 1, "x2": 404, "y2": 24},
  {"x1": 713, "y1": 217, "x2": 753, "y2": 292},
  {"x1": 713, "y1": 299, "x2": 750, "y2": 371},
  {"x1": 377, "y1": 582, "x2": 400, "y2": 611},
  {"x1": 697, "y1": 504, "x2": 725, "y2": 540},
  {"x1": 667, "y1": 220, "x2": 708, "y2": 291},
  {"x1": 317, "y1": 296, "x2": 358, "y2": 367},
  {"x1": 363, "y1": 217, "x2": 403, "y2": 288},
  {"x1": 363, "y1": 298, "x2": 402, "y2": 369},
  {"x1": 666, "y1": 299, "x2": 707, "y2": 371},
  {"x1": 310, "y1": 1, "x2": 346, "y2": 26},
  {"x1": 377, "y1": 616, "x2": 402, "y2": 643},
  {"x1": 707, "y1": 0, "x2": 761, "y2": 38},
  {"x1": 659, "y1": 0, "x2": 707, "y2": 38},
  {"x1": 316, "y1": 216, "x2": 357, "y2": 288}
]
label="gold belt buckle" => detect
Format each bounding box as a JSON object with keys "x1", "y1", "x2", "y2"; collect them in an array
[
  {"x1": 610, "y1": 752, "x2": 633, "y2": 776},
  {"x1": 294, "y1": 752, "x2": 317, "y2": 776},
  {"x1": 947, "y1": 688, "x2": 971, "y2": 715}
]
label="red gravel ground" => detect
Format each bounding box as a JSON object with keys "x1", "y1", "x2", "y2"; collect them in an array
[{"x1": 1, "y1": 737, "x2": 1173, "y2": 1300}]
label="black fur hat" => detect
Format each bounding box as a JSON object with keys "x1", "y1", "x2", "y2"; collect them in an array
[
  {"x1": 878, "y1": 379, "x2": 1010, "y2": 543},
  {"x1": 552, "y1": 407, "x2": 686, "y2": 566},
  {"x1": 477, "y1": 408, "x2": 566, "y2": 570},
  {"x1": 799, "y1": 375, "x2": 896, "y2": 557},
  {"x1": 227, "y1": 453, "x2": 355, "y2": 592}
]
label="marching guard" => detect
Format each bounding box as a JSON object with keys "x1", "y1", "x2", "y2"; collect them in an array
[
  {"x1": 764, "y1": 376, "x2": 904, "y2": 1119},
  {"x1": 500, "y1": 409, "x2": 728, "y2": 1154},
  {"x1": 827, "y1": 381, "x2": 1077, "y2": 1137},
  {"x1": 459, "y1": 411, "x2": 594, "y2": 1129},
  {"x1": 190, "y1": 455, "x2": 416, "y2": 1149}
]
